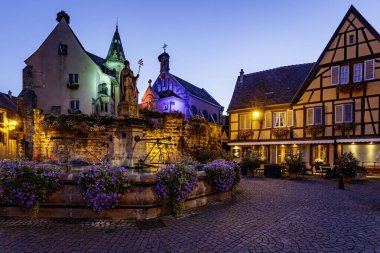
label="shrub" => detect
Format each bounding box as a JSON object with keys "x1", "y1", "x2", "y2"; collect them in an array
[
  {"x1": 193, "y1": 149, "x2": 231, "y2": 163},
  {"x1": 204, "y1": 159, "x2": 240, "y2": 192},
  {"x1": 240, "y1": 151, "x2": 262, "y2": 175},
  {"x1": 285, "y1": 153, "x2": 304, "y2": 174},
  {"x1": 155, "y1": 164, "x2": 197, "y2": 215},
  {"x1": 78, "y1": 163, "x2": 130, "y2": 212},
  {"x1": 0, "y1": 160, "x2": 61, "y2": 209},
  {"x1": 335, "y1": 152, "x2": 360, "y2": 177}
]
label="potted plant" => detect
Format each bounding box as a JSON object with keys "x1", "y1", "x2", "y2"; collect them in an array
[
  {"x1": 335, "y1": 152, "x2": 360, "y2": 183},
  {"x1": 240, "y1": 151, "x2": 262, "y2": 177},
  {"x1": 285, "y1": 153, "x2": 304, "y2": 179}
]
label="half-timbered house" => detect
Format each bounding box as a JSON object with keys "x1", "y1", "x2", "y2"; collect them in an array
[{"x1": 228, "y1": 6, "x2": 380, "y2": 169}]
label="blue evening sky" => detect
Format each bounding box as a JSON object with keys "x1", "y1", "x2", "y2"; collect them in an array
[{"x1": 1, "y1": 0, "x2": 380, "y2": 112}]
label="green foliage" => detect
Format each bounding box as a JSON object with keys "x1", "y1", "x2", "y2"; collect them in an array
[
  {"x1": 193, "y1": 149, "x2": 231, "y2": 163},
  {"x1": 335, "y1": 152, "x2": 360, "y2": 177},
  {"x1": 240, "y1": 151, "x2": 262, "y2": 173},
  {"x1": 285, "y1": 153, "x2": 304, "y2": 174},
  {"x1": 188, "y1": 115, "x2": 208, "y2": 135}
]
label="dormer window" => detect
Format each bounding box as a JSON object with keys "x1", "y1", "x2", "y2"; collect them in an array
[
  {"x1": 58, "y1": 43, "x2": 68, "y2": 55},
  {"x1": 349, "y1": 35, "x2": 355, "y2": 45}
]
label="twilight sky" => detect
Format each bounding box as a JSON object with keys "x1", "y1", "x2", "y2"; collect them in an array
[{"x1": 1, "y1": 0, "x2": 380, "y2": 112}]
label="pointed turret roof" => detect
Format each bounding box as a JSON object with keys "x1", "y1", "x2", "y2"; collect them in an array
[{"x1": 106, "y1": 25, "x2": 126, "y2": 62}]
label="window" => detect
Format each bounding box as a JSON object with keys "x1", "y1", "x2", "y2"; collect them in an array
[
  {"x1": 364, "y1": 59, "x2": 375, "y2": 80},
  {"x1": 202, "y1": 110, "x2": 208, "y2": 120},
  {"x1": 100, "y1": 102, "x2": 108, "y2": 112},
  {"x1": 239, "y1": 114, "x2": 251, "y2": 130},
  {"x1": 340, "y1": 65, "x2": 349, "y2": 84},
  {"x1": 331, "y1": 66, "x2": 340, "y2": 85},
  {"x1": 273, "y1": 112, "x2": 286, "y2": 128},
  {"x1": 98, "y1": 83, "x2": 108, "y2": 96},
  {"x1": 58, "y1": 43, "x2": 68, "y2": 55},
  {"x1": 349, "y1": 35, "x2": 355, "y2": 45},
  {"x1": 70, "y1": 100, "x2": 80, "y2": 110},
  {"x1": 335, "y1": 104, "x2": 353, "y2": 123},
  {"x1": 212, "y1": 113, "x2": 218, "y2": 123},
  {"x1": 190, "y1": 105, "x2": 197, "y2": 117},
  {"x1": 287, "y1": 110, "x2": 293, "y2": 127},
  {"x1": 69, "y1": 74, "x2": 78, "y2": 83},
  {"x1": 265, "y1": 111, "x2": 272, "y2": 128},
  {"x1": 306, "y1": 107, "x2": 323, "y2": 125},
  {"x1": 353, "y1": 63, "x2": 363, "y2": 83}
]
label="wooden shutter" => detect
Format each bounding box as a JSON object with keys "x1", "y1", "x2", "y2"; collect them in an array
[
  {"x1": 314, "y1": 107, "x2": 323, "y2": 125},
  {"x1": 265, "y1": 111, "x2": 272, "y2": 128},
  {"x1": 340, "y1": 66, "x2": 349, "y2": 84},
  {"x1": 353, "y1": 63, "x2": 363, "y2": 83},
  {"x1": 306, "y1": 108, "x2": 314, "y2": 125},
  {"x1": 331, "y1": 66, "x2": 340, "y2": 85},
  {"x1": 364, "y1": 59, "x2": 375, "y2": 80},
  {"x1": 335, "y1": 105, "x2": 343, "y2": 123},
  {"x1": 287, "y1": 110, "x2": 293, "y2": 127},
  {"x1": 343, "y1": 104, "x2": 353, "y2": 123},
  {"x1": 239, "y1": 114, "x2": 245, "y2": 130}
]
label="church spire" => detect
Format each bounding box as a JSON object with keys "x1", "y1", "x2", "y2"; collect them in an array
[
  {"x1": 106, "y1": 23, "x2": 125, "y2": 63},
  {"x1": 158, "y1": 44, "x2": 170, "y2": 73}
]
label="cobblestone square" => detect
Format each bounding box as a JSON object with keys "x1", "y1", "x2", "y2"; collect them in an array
[{"x1": 0, "y1": 177, "x2": 379, "y2": 252}]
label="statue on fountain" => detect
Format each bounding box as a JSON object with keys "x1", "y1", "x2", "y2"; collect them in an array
[{"x1": 118, "y1": 60, "x2": 142, "y2": 118}]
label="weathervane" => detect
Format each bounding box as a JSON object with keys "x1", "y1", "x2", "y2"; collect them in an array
[
  {"x1": 163, "y1": 43, "x2": 168, "y2": 52},
  {"x1": 137, "y1": 58, "x2": 143, "y2": 75}
]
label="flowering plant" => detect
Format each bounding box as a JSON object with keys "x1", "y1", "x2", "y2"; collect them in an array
[
  {"x1": 314, "y1": 158, "x2": 324, "y2": 165},
  {"x1": 305, "y1": 125, "x2": 323, "y2": 136},
  {"x1": 271, "y1": 127, "x2": 289, "y2": 138},
  {"x1": 240, "y1": 151, "x2": 262, "y2": 175},
  {"x1": 78, "y1": 163, "x2": 130, "y2": 212},
  {"x1": 238, "y1": 129, "x2": 254, "y2": 139},
  {"x1": 285, "y1": 153, "x2": 304, "y2": 174},
  {"x1": 155, "y1": 164, "x2": 197, "y2": 215},
  {"x1": 338, "y1": 82, "x2": 367, "y2": 93},
  {"x1": 204, "y1": 159, "x2": 240, "y2": 192},
  {"x1": 335, "y1": 152, "x2": 360, "y2": 177},
  {"x1": 334, "y1": 123, "x2": 355, "y2": 131},
  {"x1": 0, "y1": 160, "x2": 61, "y2": 209}
]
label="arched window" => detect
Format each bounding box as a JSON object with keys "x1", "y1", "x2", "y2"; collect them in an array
[
  {"x1": 202, "y1": 110, "x2": 208, "y2": 120},
  {"x1": 190, "y1": 105, "x2": 197, "y2": 117},
  {"x1": 212, "y1": 113, "x2": 218, "y2": 123}
]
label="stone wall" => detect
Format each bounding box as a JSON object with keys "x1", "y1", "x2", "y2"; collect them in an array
[
  {"x1": 144, "y1": 115, "x2": 222, "y2": 165},
  {"x1": 0, "y1": 171, "x2": 232, "y2": 220}
]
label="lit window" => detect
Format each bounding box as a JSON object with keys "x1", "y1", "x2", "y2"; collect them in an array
[
  {"x1": 273, "y1": 112, "x2": 286, "y2": 128},
  {"x1": 239, "y1": 114, "x2": 251, "y2": 130}
]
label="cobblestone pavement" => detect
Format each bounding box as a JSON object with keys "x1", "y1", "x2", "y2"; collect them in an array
[{"x1": 0, "y1": 177, "x2": 379, "y2": 253}]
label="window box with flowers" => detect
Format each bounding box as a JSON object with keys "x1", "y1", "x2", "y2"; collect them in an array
[
  {"x1": 67, "y1": 82, "x2": 79, "y2": 89},
  {"x1": 305, "y1": 125, "x2": 323, "y2": 137},
  {"x1": 271, "y1": 127, "x2": 289, "y2": 138},
  {"x1": 238, "y1": 129, "x2": 254, "y2": 140},
  {"x1": 334, "y1": 123, "x2": 355, "y2": 131},
  {"x1": 338, "y1": 82, "x2": 367, "y2": 93}
]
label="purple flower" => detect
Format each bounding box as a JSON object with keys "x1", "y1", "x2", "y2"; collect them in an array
[{"x1": 204, "y1": 159, "x2": 240, "y2": 193}]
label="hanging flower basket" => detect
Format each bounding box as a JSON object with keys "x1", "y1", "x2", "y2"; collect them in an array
[
  {"x1": 271, "y1": 127, "x2": 289, "y2": 138},
  {"x1": 338, "y1": 82, "x2": 366, "y2": 93},
  {"x1": 238, "y1": 129, "x2": 254, "y2": 139},
  {"x1": 304, "y1": 125, "x2": 323, "y2": 136}
]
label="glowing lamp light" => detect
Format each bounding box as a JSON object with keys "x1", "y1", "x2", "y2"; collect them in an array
[
  {"x1": 11, "y1": 121, "x2": 17, "y2": 126},
  {"x1": 351, "y1": 142, "x2": 355, "y2": 145},
  {"x1": 252, "y1": 111, "x2": 260, "y2": 119}
]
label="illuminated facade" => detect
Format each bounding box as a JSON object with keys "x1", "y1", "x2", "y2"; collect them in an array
[
  {"x1": 140, "y1": 51, "x2": 224, "y2": 123},
  {"x1": 0, "y1": 91, "x2": 18, "y2": 159},
  {"x1": 21, "y1": 12, "x2": 123, "y2": 116},
  {"x1": 228, "y1": 6, "x2": 380, "y2": 168}
]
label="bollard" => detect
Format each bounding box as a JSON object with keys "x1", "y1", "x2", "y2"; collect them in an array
[{"x1": 338, "y1": 174, "x2": 344, "y2": 190}]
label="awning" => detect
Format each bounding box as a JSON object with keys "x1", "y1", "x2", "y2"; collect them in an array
[
  {"x1": 336, "y1": 138, "x2": 380, "y2": 143},
  {"x1": 228, "y1": 139, "x2": 334, "y2": 146}
]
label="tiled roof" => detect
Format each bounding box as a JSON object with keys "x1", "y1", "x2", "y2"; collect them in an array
[
  {"x1": 228, "y1": 63, "x2": 314, "y2": 111},
  {"x1": 0, "y1": 92, "x2": 17, "y2": 114},
  {"x1": 106, "y1": 27, "x2": 126, "y2": 62},
  {"x1": 158, "y1": 90, "x2": 181, "y2": 99},
  {"x1": 171, "y1": 74, "x2": 222, "y2": 107},
  {"x1": 86, "y1": 52, "x2": 117, "y2": 78}
]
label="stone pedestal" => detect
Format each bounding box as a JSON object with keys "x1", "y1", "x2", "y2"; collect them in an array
[{"x1": 118, "y1": 101, "x2": 139, "y2": 118}]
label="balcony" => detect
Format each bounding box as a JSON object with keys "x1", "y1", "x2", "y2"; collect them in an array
[{"x1": 67, "y1": 82, "x2": 79, "y2": 89}]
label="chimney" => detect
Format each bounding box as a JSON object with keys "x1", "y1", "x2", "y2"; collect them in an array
[
  {"x1": 239, "y1": 69, "x2": 244, "y2": 84},
  {"x1": 8, "y1": 90, "x2": 12, "y2": 98}
]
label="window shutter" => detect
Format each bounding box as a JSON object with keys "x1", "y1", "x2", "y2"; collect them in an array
[
  {"x1": 239, "y1": 114, "x2": 245, "y2": 130},
  {"x1": 331, "y1": 66, "x2": 340, "y2": 85},
  {"x1": 314, "y1": 107, "x2": 323, "y2": 125},
  {"x1": 353, "y1": 63, "x2": 363, "y2": 83},
  {"x1": 364, "y1": 59, "x2": 375, "y2": 80},
  {"x1": 340, "y1": 66, "x2": 349, "y2": 84},
  {"x1": 265, "y1": 111, "x2": 272, "y2": 128},
  {"x1": 287, "y1": 110, "x2": 293, "y2": 127},
  {"x1": 335, "y1": 105, "x2": 343, "y2": 123},
  {"x1": 306, "y1": 108, "x2": 314, "y2": 126},
  {"x1": 246, "y1": 114, "x2": 251, "y2": 129},
  {"x1": 344, "y1": 104, "x2": 353, "y2": 123}
]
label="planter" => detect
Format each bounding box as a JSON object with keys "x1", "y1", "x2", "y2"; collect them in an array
[
  {"x1": 353, "y1": 171, "x2": 367, "y2": 181},
  {"x1": 289, "y1": 172, "x2": 298, "y2": 179},
  {"x1": 343, "y1": 175, "x2": 353, "y2": 184}
]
